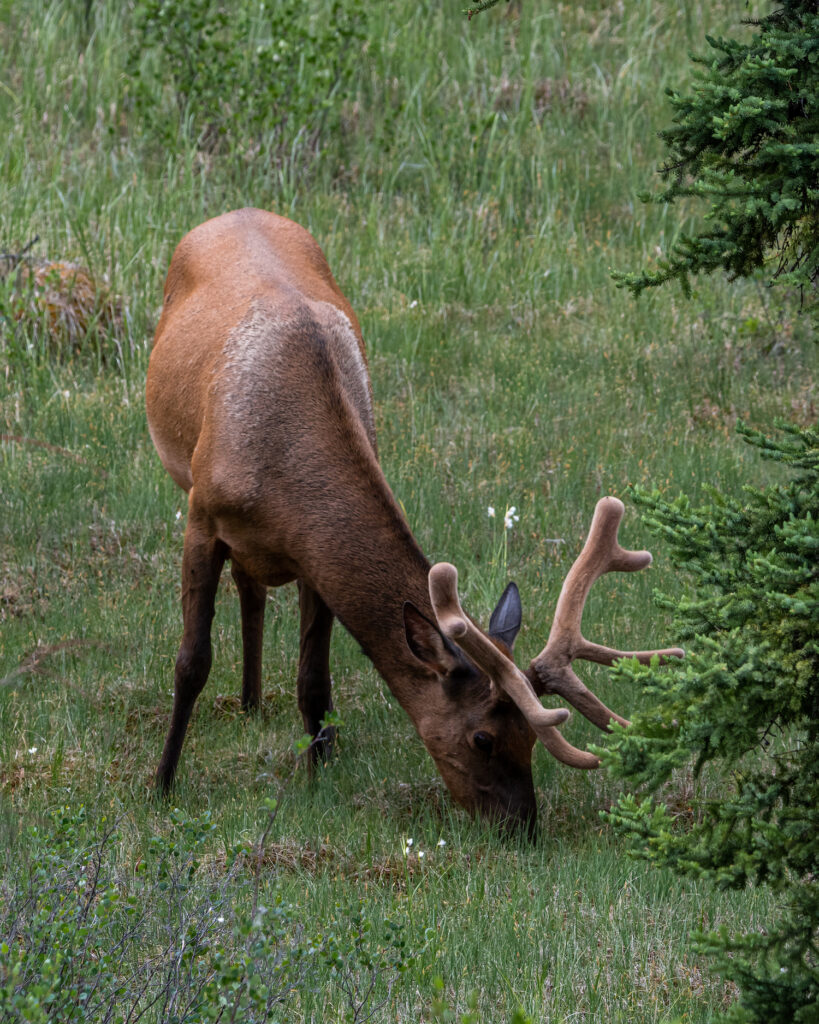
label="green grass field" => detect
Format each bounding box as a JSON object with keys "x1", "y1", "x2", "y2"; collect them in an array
[{"x1": 1, "y1": 1, "x2": 815, "y2": 1020}]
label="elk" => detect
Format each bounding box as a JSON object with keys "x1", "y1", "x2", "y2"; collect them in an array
[{"x1": 146, "y1": 208, "x2": 683, "y2": 834}]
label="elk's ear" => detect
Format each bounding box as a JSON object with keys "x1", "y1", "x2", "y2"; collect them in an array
[
  {"x1": 488, "y1": 582, "x2": 522, "y2": 651},
  {"x1": 403, "y1": 602, "x2": 462, "y2": 675}
]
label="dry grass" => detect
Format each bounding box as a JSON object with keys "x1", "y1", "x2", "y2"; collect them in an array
[{"x1": 1, "y1": 253, "x2": 123, "y2": 357}]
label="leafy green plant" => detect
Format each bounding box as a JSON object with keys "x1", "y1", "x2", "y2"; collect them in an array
[
  {"x1": 603, "y1": 422, "x2": 819, "y2": 1023},
  {"x1": 126, "y1": 0, "x2": 367, "y2": 153},
  {"x1": 607, "y1": 5, "x2": 818, "y2": 1014},
  {"x1": 0, "y1": 800, "x2": 422, "y2": 1023},
  {"x1": 461, "y1": 0, "x2": 510, "y2": 20}
]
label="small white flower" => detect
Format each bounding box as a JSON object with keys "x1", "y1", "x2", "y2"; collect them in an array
[
  {"x1": 28, "y1": 746, "x2": 38, "y2": 755},
  {"x1": 62, "y1": 390, "x2": 70, "y2": 400},
  {"x1": 418, "y1": 850, "x2": 425, "y2": 859},
  {"x1": 406, "y1": 837, "x2": 413, "y2": 846},
  {"x1": 409, "y1": 299, "x2": 419, "y2": 309},
  {"x1": 437, "y1": 838, "x2": 446, "y2": 847},
  {"x1": 487, "y1": 506, "x2": 496, "y2": 518},
  {"x1": 504, "y1": 506, "x2": 520, "y2": 530},
  {"x1": 217, "y1": 916, "x2": 225, "y2": 923},
  {"x1": 175, "y1": 510, "x2": 182, "y2": 521}
]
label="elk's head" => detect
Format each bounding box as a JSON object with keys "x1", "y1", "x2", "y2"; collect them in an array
[
  {"x1": 403, "y1": 498, "x2": 684, "y2": 836},
  {"x1": 403, "y1": 581, "x2": 542, "y2": 835}
]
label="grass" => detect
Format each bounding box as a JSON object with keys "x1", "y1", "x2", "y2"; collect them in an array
[{"x1": 0, "y1": 0, "x2": 816, "y2": 1020}]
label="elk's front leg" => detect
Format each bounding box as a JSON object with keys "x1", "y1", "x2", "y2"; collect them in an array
[
  {"x1": 156, "y1": 520, "x2": 227, "y2": 793},
  {"x1": 297, "y1": 580, "x2": 335, "y2": 762},
  {"x1": 231, "y1": 560, "x2": 267, "y2": 711}
]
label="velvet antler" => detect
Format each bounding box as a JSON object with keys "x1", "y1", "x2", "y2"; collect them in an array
[
  {"x1": 428, "y1": 497, "x2": 684, "y2": 770},
  {"x1": 528, "y1": 496, "x2": 684, "y2": 738}
]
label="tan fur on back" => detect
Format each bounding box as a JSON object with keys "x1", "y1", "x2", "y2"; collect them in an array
[{"x1": 146, "y1": 209, "x2": 372, "y2": 497}]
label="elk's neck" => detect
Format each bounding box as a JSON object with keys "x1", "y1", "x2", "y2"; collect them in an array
[
  {"x1": 294, "y1": 473, "x2": 437, "y2": 713},
  {"x1": 284, "y1": 448, "x2": 442, "y2": 729}
]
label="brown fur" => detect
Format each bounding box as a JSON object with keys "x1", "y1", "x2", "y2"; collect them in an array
[{"x1": 147, "y1": 209, "x2": 540, "y2": 830}]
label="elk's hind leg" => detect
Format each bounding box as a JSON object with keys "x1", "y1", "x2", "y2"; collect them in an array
[
  {"x1": 297, "y1": 580, "x2": 335, "y2": 763},
  {"x1": 156, "y1": 519, "x2": 228, "y2": 794},
  {"x1": 231, "y1": 560, "x2": 267, "y2": 711}
]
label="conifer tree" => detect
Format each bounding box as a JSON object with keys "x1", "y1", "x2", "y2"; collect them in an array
[
  {"x1": 615, "y1": 0, "x2": 819, "y2": 307},
  {"x1": 603, "y1": 423, "x2": 819, "y2": 1022},
  {"x1": 463, "y1": 3, "x2": 818, "y2": 1013},
  {"x1": 601, "y1": 3, "x2": 818, "y2": 1019}
]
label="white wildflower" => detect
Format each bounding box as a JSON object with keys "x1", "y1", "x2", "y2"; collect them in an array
[
  {"x1": 28, "y1": 746, "x2": 38, "y2": 755},
  {"x1": 409, "y1": 299, "x2": 419, "y2": 309},
  {"x1": 418, "y1": 850, "x2": 425, "y2": 859},
  {"x1": 437, "y1": 838, "x2": 446, "y2": 847},
  {"x1": 504, "y1": 506, "x2": 519, "y2": 530},
  {"x1": 175, "y1": 510, "x2": 182, "y2": 521},
  {"x1": 487, "y1": 506, "x2": 496, "y2": 518}
]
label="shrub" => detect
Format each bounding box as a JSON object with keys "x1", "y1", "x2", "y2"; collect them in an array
[
  {"x1": 0, "y1": 246, "x2": 124, "y2": 364},
  {"x1": 126, "y1": 0, "x2": 367, "y2": 156},
  {"x1": 0, "y1": 804, "x2": 421, "y2": 1022}
]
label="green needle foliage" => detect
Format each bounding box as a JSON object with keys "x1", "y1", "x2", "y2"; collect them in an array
[
  {"x1": 602, "y1": 422, "x2": 819, "y2": 1023},
  {"x1": 608, "y1": 5, "x2": 819, "y2": 1015},
  {"x1": 615, "y1": 0, "x2": 819, "y2": 306}
]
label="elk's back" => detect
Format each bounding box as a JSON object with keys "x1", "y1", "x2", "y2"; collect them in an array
[{"x1": 146, "y1": 208, "x2": 373, "y2": 497}]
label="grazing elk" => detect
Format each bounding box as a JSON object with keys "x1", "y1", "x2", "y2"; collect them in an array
[{"x1": 146, "y1": 208, "x2": 682, "y2": 833}]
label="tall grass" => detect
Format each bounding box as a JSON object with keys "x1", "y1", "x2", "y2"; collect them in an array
[{"x1": 0, "y1": 0, "x2": 815, "y2": 1020}]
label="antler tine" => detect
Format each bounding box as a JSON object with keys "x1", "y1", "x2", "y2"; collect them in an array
[
  {"x1": 428, "y1": 563, "x2": 600, "y2": 769},
  {"x1": 530, "y1": 497, "x2": 684, "y2": 731}
]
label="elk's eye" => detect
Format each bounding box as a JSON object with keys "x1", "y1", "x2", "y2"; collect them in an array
[{"x1": 473, "y1": 731, "x2": 494, "y2": 754}]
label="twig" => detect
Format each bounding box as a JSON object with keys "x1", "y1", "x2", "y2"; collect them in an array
[
  {"x1": 0, "y1": 639, "x2": 100, "y2": 687},
  {"x1": 0, "y1": 235, "x2": 39, "y2": 273},
  {"x1": 464, "y1": 0, "x2": 509, "y2": 19},
  {"x1": 1, "y1": 433, "x2": 107, "y2": 476}
]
